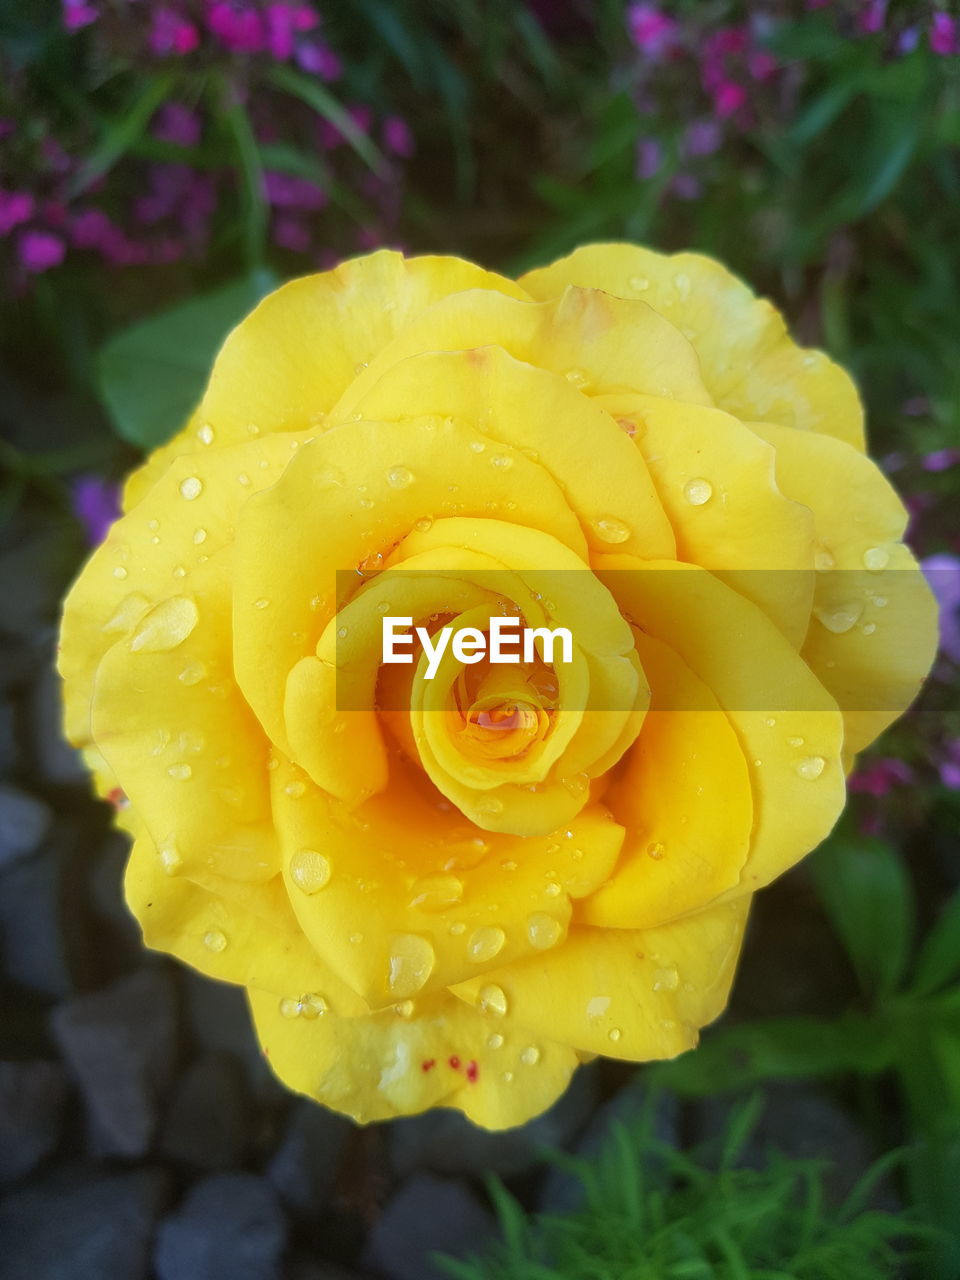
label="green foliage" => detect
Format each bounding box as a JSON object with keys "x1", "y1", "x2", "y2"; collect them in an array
[
  {"x1": 436, "y1": 1098, "x2": 921, "y2": 1280},
  {"x1": 97, "y1": 272, "x2": 276, "y2": 449}
]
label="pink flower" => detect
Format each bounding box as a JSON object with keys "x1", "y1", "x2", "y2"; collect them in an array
[
  {"x1": 295, "y1": 39, "x2": 341, "y2": 79},
  {"x1": 748, "y1": 51, "x2": 778, "y2": 81},
  {"x1": 0, "y1": 190, "x2": 35, "y2": 236},
  {"x1": 713, "y1": 80, "x2": 747, "y2": 119},
  {"x1": 149, "y1": 9, "x2": 200, "y2": 56},
  {"x1": 635, "y1": 137, "x2": 663, "y2": 179},
  {"x1": 207, "y1": 2, "x2": 266, "y2": 53},
  {"x1": 923, "y1": 448, "x2": 960, "y2": 473},
  {"x1": 383, "y1": 116, "x2": 415, "y2": 158},
  {"x1": 264, "y1": 4, "x2": 317, "y2": 59},
  {"x1": 152, "y1": 103, "x2": 202, "y2": 147},
  {"x1": 923, "y1": 553, "x2": 960, "y2": 663},
  {"x1": 684, "y1": 119, "x2": 723, "y2": 157},
  {"x1": 931, "y1": 12, "x2": 958, "y2": 55},
  {"x1": 858, "y1": 0, "x2": 887, "y2": 34},
  {"x1": 318, "y1": 103, "x2": 372, "y2": 149},
  {"x1": 61, "y1": 0, "x2": 98, "y2": 30},
  {"x1": 273, "y1": 213, "x2": 311, "y2": 252},
  {"x1": 626, "y1": 3, "x2": 679, "y2": 58},
  {"x1": 849, "y1": 757, "x2": 914, "y2": 797},
  {"x1": 18, "y1": 230, "x2": 66, "y2": 273},
  {"x1": 262, "y1": 171, "x2": 327, "y2": 210}
]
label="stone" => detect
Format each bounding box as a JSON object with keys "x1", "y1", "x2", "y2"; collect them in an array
[
  {"x1": 50, "y1": 965, "x2": 179, "y2": 1157},
  {"x1": 0, "y1": 1058, "x2": 70, "y2": 1183},
  {"x1": 388, "y1": 1060, "x2": 597, "y2": 1180},
  {"x1": 0, "y1": 1162, "x2": 168, "y2": 1280},
  {"x1": 266, "y1": 1097, "x2": 353, "y2": 1219},
  {"x1": 182, "y1": 969, "x2": 287, "y2": 1103},
  {"x1": 154, "y1": 1172, "x2": 288, "y2": 1280},
  {"x1": 0, "y1": 782, "x2": 52, "y2": 869},
  {"x1": 160, "y1": 1051, "x2": 251, "y2": 1171},
  {"x1": 362, "y1": 1173, "x2": 496, "y2": 1280},
  {"x1": 0, "y1": 845, "x2": 73, "y2": 997}
]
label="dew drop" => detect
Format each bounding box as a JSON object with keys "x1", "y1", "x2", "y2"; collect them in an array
[
  {"x1": 284, "y1": 780, "x2": 306, "y2": 798},
  {"x1": 478, "y1": 984, "x2": 508, "y2": 1017},
  {"x1": 488, "y1": 1033, "x2": 504, "y2": 1049},
  {"x1": 475, "y1": 796, "x2": 504, "y2": 818},
  {"x1": 646, "y1": 841, "x2": 665, "y2": 860},
  {"x1": 237, "y1": 472, "x2": 251, "y2": 486},
  {"x1": 297, "y1": 992, "x2": 328, "y2": 1019},
  {"x1": 387, "y1": 465, "x2": 415, "y2": 489},
  {"x1": 520, "y1": 1046, "x2": 540, "y2": 1066},
  {"x1": 797, "y1": 755, "x2": 826, "y2": 780},
  {"x1": 814, "y1": 600, "x2": 863, "y2": 634},
  {"x1": 608, "y1": 1027, "x2": 622, "y2": 1042},
  {"x1": 564, "y1": 368, "x2": 590, "y2": 389},
  {"x1": 468, "y1": 926, "x2": 506, "y2": 963},
  {"x1": 388, "y1": 934, "x2": 435, "y2": 997},
  {"x1": 337, "y1": 626, "x2": 349, "y2": 639},
  {"x1": 158, "y1": 840, "x2": 182, "y2": 876},
  {"x1": 279, "y1": 997, "x2": 300, "y2": 1019},
  {"x1": 197, "y1": 423, "x2": 214, "y2": 445},
  {"x1": 593, "y1": 516, "x2": 631, "y2": 545},
  {"x1": 179, "y1": 476, "x2": 203, "y2": 501},
  {"x1": 290, "y1": 849, "x2": 332, "y2": 894},
  {"x1": 203, "y1": 929, "x2": 227, "y2": 953},
  {"x1": 414, "y1": 516, "x2": 434, "y2": 532},
  {"x1": 544, "y1": 881, "x2": 562, "y2": 897},
  {"x1": 254, "y1": 598, "x2": 270, "y2": 610},
  {"x1": 652, "y1": 965, "x2": 679, "y2": 991},
  {"x1": 587, "y1": 995, "x2": 611, "y2": 1019},
  {"x1": 177, "y1": 660, "x2": 207, "y2": 686},
  {"x1": 193, "y1": 528, "x2": 207, "y2": 545},
  {"x1": 787, "y1": 735, "x2": 805, "y2": 747},
  {"x1": 629, "y1": 275, "x2": 650, "y2": 292},
  {"x1": 468, "y1": 440, "x2": 486, "y2": 454},
  {"x1": 449, "y1": 921, "x2": 466, "y2": 936},
  {"x1": 130, "y1": 596, "x2": 199, "y2": 653},
  {"x1": 103, "y1": 593, "x2": 151, "y2": 633},
  {"x1": 814, "y1": 544, "x2": 836, "y2": 572},
  {"x1": 683, "y1": 477, "x2": 713, "y2": 506},
  {"x1": 862, "y1": 622, "x2": 876, "y2": 635},
  {"x1": 527, "y1": 912, "x2": 563, "y2": 950},
  {"x1": 113, "y1": 566, "x2": 128, "y2": 580},
  {"x1": 394, "y1": 999, "x2": 415, "y2": 1018},
  {"x1": 166, "y1": 763, "x2": 193, "y2": 781},
  {"x1": 490, "y1": 454, "x2": 514, "y2": 470},
  {"x1": 408, "y1": 874, "x2": 464, "y2": 912},
  {"x1": 864, "y1": 546, "x2": 890, "y2": 572}
]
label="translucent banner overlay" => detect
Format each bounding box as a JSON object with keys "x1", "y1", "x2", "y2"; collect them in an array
[{"x1": 329, "y1": 567, "x2": 946, "y2": 713}]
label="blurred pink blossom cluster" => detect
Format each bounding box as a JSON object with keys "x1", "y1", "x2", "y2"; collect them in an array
[
  {"x1": 1, "y1": 2, "x2": 414, "y2": 283},
  {"x1": 625, "y1": 2, "x2": 958, "y2": 197}
]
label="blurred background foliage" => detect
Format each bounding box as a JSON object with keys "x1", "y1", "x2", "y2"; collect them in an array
[{"x1": 1, "y1": 2, "x2": 959, "y2": 1277}]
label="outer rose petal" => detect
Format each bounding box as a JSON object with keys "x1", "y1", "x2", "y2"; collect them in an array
[
  {"x1": 451, "y1": 897, "x2": 750, "y2": 1062},
  {"x1": 750, "y1": 421, "x2": 939, "y2": 754},
  {"x1": 519, "y1": 244, "x2": 865, "y2": 450},
  {"x1": 248, "y1": 985, "x2": 582, "y2": 1128}
]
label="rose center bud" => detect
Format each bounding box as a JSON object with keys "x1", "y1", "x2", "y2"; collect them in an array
[{"x1": 456, "y1": 661, "x2": 551, "y2": 762}]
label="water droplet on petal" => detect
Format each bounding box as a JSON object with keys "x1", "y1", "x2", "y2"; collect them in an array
[
  {"x1": 526, "y1": 912, "x2": 563, "y2": 950},
  {"x1": 683, "y1": 477, "x2": 713, "y2": 506},
  {"x1": 864, "y1": 546, "x2": 890, "y2": 571},
  {"x1": 290, "y1": 849, "x2": 332, "y2": 894},
  {"x1": 814, "y1": 544, "x2": 836, "y2": 572},
  {"x1": 488, "y1": 1032, "x2": 504, "y2": 1049},
  {"x1": 279, "y1": 997, "x2": 300, "y2": 1019},
  {"x1": 608, "y1": 1027, "x2": 622, "y2": 1042},
  {"x1": 629, "y1": 275, "x2": 649, "y2": 292},
  {"x1": 797, "y1": 755, "x2": 826, "y2": 780},
  {"x1": 647, "y1": 841, "x2": 665, "y2": 860},
  {"x1": 130, "y1": 596, "x2": 199, "y2": 653},
  {"x1": 177, "y1": 660, "x2": 207, "y2": 686},
  {"x1": 478, "y1": 984, "x2": 508, "y2": 1016},
  {"x1": 394, "y1": 999, "x2": 415, "y2": 1018},
  {"x1": 179, "y1": 476, "x2": 202, "y2": 501},
  {"x1": 197, "y1": 423, "x2": 214, "y2": 445},
  {"x1": 388, "y1": 934, "x2": 435, "y2": 997},
  {"x1": 520, "y1": 1046, "x2": 540, "y2": 1065},
  {"x1": 652, "y1": 965, "x2": 679, "y2": 991},
  {"x1": 103, "y1": 593, "x2": 151, "y2": 633},
  {"x1": 587, "y1": 995, "x2": 611, "y2": 1019},
  {"x1": 468, "y1": 926, "x2": 506, "y2": 963},
  {"x1": 193, "y1": 528, "x2": 207, "y2": 545},
  {"x1": 299, "y1": 992, "x2": 328, "y2": 1019},
  {"x1": 408, "y1": 874, "x2": 463, "y2": 912},
  {"x1": 593, "y1": 516, "x2": 631, "y2": 545},
  {"x1": 167, "y1": 763, "x2": 192, "y2": 781},
  {"x1": 113, "y1": 566, "x2": 128, "y2": 580},
  {"x1": 490, "y1": 454, "x2": 514, "y2": 470},
  {"x1": 414, "y1": 516, "x2": 434, "y2": 532},
  {"x1": 284, "y1": 780, "x2": 306, "y2": 798},
  {"x1": 254, "y1": 598, "x2": 270, "y2": 610},
  {"x1": 564, "y1": 368, "x2": 590, "y2": 389},
  {"x1": 674, "y1": 272, "x2": 691, "y2": 301},
  {"x1": 203, "y1": 929, "x2": 227, "y2": 953},
  {"x1": 814, "y1": 600, "x2": 863, "y2": 634},
  {"x1": 158, "y1": 839, "x2": 182, "y2": 876},
  {"x1": 387, "y1": 465, "x2": 415, "y2": 489}
]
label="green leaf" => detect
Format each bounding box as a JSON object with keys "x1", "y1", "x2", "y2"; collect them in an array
[
  {"x1": 809, "y1": 837, "x2": 915, "y2": 999},
  {"x1": 68, "y1": 73, "x2": 177, "y2": 197},
  {"x1": 96, "y1": 273, "x2": 277, "y2": 451},
  {"x1": 913, "y1": 889, "x2": 960, "y2": 996},
  {"x1": 222, "y1": 100, "x2": 268, "y2": 271},
  {"x1": 267, "y1": 64, "x2": 386, "y2": 175}
]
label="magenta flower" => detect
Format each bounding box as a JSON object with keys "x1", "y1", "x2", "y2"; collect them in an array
[
  {"x1": 923, "y1": 448, "x2": 960, "y2": 473},
  {"x1": 931, "y1": 12, "x2": 958, "y2": 55},
  {"x1": 849, "y1": 757, "x2": 914, "y2": 797},
  {"x1": 922, "y1": 552, "x2": 960, "y2": 663},
  {"x1": 71, "y1": 476, "x2": 121, "y2": 546},
  {"x1": 295, "y1": 39, "x2": 341, "y2": 79},
  {"x1": 0, "y1": 190, "x2": 35, "y2": 236},
  {"x1": 149, "y1": 9, "x2": 201, "y2": 56},
  {"x1": 207, "y1": 2, "x2": 267, "y2": 53},
  {"x1": 383, "y1": 116, "x2": 415, "y2": 158},
  {"x1": 18, "y1": 230, "x2": 66, "y2": 273},
  {"x1": 61, "y1": 0, "x2": 98, "y2": 31},
  {"x1": 273, "y1": 212, "x2": 311, "y2": 252},
  {"x1": 264, "y1": 3, "x2": 317, "y2": 59},
  {"x1": 152, "y1": 103, "x2": 203, "y2": 147},
  {"x1": 713, "y1": 81, "x2": 747, "y2": 119},
  {"x1": 262, "y1": 171, "x2": 327, "y2": 210},
  {"x1": 318, "y1": 103, "x2": 372, "y2": 149},
  {"x1": 635, "y1": 137, "x2": 663, "y2": 179},
  {"x1": 684, "y1": 119, "x2": 723, "y2": 158},
  {"x1": 626, "y1": 4, "x2": 679, "y2": 59},
  {"x1": 858, "y1": 0, "x2": 887, "y2": 34}
]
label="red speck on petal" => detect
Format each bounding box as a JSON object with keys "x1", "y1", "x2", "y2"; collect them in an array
[
  {"x1": 108, "y1": 787, "x2": 129, "y2": 811},
  {"x1": 466, "y1": 1060, "x2": 479, "y2": 1083},
  {"x1": 448, "y1": 1055, "x2": 461, "y2": 1071},
  {"x1": 421, "y1": 1058, "x2": 436, "y2": 1073}
]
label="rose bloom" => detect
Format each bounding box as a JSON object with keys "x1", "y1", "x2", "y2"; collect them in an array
[{"x1": 60, "y1": 247, "x2": 936, "y2": 1127}]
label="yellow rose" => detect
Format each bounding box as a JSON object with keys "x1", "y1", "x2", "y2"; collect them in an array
[{"x1": 59, "y1": 246, "x2": 936, "y2": 1128}]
